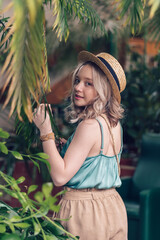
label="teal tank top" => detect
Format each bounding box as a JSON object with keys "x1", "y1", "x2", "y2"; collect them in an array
[{"x1": 61, "y1": 119, "x2": 123, "y2": 189}]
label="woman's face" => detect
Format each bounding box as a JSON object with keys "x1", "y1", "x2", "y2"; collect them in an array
[{"x1": 73, "y1": 64, "x2": 98, "y2": 107}]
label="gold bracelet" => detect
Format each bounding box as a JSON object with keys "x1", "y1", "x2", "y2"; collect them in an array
[{"x1": 40, "y1": 132, "x2": 55, "y2": 142}]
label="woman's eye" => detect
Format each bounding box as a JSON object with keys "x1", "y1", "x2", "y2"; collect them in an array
[
  {"x1": 85, "y1": 82, "x2": 93, "y2": 86},
  {"x1": 74, "y1": 78, "x2": 80, "y2": 85}
]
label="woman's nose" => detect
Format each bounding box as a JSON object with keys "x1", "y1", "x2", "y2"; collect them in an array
[{"x1": 75, "y1": 82, "x2": 83, "y2": 91}]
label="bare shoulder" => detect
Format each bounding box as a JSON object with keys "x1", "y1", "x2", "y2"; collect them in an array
[
  {"x1": 74, "y1": 118, "x2": 99, "y2": 140},
  {"x1": 77, "y1": 118, "x2": 99, "y2": 131}
]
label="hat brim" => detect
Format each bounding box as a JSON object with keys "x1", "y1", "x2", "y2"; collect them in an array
[{"x1": 78, "y1": 51, "x2": 121, "y2": 103}]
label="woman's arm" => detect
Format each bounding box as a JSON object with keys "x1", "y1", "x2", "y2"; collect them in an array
[{"x1": 33, "y1": 104, "x2": 97, "y2": 186}]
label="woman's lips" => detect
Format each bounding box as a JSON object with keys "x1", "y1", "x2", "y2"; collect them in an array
[{"x1": 75, "y1": 94, "x2": 84, "y2": 100}]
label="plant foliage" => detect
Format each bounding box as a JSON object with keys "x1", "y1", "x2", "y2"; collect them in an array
[
  {"x1": 117, "y1": 0, "x2": 160, "y2": 41},
  {"x1": 0, "y1": 128, "x2": 50, "y2": 173},
  {"x1": 0, "y1": 128, "x2": 79, "y2": 239},
  {"x1": 0, "y1": 0, "x2": 50, "y2": 122},
  {"x1": 0, "y1": 0, "x2": 107, "y2": 122},
  {"x1": 122, "y1": 52, "x2": 160, "y2": 147},
  {"x1": 118, "y1": 0, "x2": 145, "y2": 34},
  {"x1": 146, "y1": 6, "x2": 160, "y2": 42},
  {"x1": 0, "y1": 171, "x2": 79, "y2": 239},
  {"x1": 52, "y1": 0, "x2": 107, "y2": 41}
]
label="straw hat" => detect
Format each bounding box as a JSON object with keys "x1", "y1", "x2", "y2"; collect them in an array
[{"x1": 78, "y1": 50, "x2": 126, "y2": 103}]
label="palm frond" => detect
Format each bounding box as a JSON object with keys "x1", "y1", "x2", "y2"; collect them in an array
[
  {"x1": 0, "y1": 6, "x2": 14, "y2": 51},
  {"x1": 146, "y1": 7, "x2": 160, "y2": 42},
  {"x1": 118, "y1": 0, "x2": 146, "y2": 34},
  {"x1": 149, "y1": 0, "x2": 160, "y2": 18},
  {"x1": 1, "y1": 0, "x2": 50, "y2": 122},
  {"x1": 52, "y1": 0, "x2": 107, "y2": 42}
]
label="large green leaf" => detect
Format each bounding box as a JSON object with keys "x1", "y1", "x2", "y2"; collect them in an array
[
  {"x1": 0, "y1": 143, "x2": 8, "y2": 154},
  {"x1": 0, "y1": 233, "x2": 21, "y2": 240},
  {"x1": 0, "y1": 224, "x2": 6, "y2": 233},
  {"x1": 1, "y1": 0, "x2": 50, "y2": 122},
  {"x1": 11, "y1": 151, "x2": 23, "y2": 160},
  {"x1": 34, "y1": 191, "x2": 44, "y2": 203},
  {"x1": 14, "y1": 222, "x2": 31, "y2": 228},
  {"x1": 36, "y1": 152, "x2": 49, "y2": 159},
  {"x1": 0, "y1": 129, "x2": 10, "y2": 139},
  {"x1": 42, "y1": 182, "x2": 53, "y2": 198},
  {"x1": 32, "y1": 220, "x2": 41, "y2": 236}
]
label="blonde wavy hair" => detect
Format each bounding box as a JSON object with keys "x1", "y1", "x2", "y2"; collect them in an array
[{"x1": 65, "y1": 61, "x2": 124, "y2": 127}]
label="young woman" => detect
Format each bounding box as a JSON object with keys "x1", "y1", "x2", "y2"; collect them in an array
[{"x1": 33, "y1": 51, "x2": 128, "y2": 240}]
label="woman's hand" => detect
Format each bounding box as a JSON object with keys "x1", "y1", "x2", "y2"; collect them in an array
[{"x1": 33, "y1": 104, "x2": 52, "y2": 136}]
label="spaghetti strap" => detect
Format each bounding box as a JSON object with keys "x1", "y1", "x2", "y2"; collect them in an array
[
  {"x1": 100, "y1": 114, "x2": 121, "y2": 176},
  {"x1": 96, "y1": 118, "x2": 104, "y2": 154},
  {"x1": 120, "y1": 124, "x2": 123, "y2": 149}
]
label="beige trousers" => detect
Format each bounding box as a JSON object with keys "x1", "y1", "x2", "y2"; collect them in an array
[{"x1": 56, "y1": 188, "x2": 128, "y2": 240}]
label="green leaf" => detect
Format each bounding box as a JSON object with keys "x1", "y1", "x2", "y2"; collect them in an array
[
  {"x1": 146, "y1": 7, "x2": 160, "y2": 42},
  {"x1": 0, "y1": 202, "x2": 19, "y2": 219},
  {"x1": 3, "y1": 190, "x2": 18, "y2": 199},
  {"x1": 53, "y1": 0, "x2": 107, "y2": 42},
  {"x1": 35, "y1": 152, "x2": 49, "y2": 159},
  {"x1": 32, "y1": 220, "x2": 41, "y2": 236},
  {"x1": 46, "y1": 235, "x2": 58, "y2": 240},
  {"x1": 11, "y1": 151, "x2": 23, "y2": 160},
  {"x1": 0, "y1": 224, "x2": 6, "y2": 233},
  {"x1": 5, "y1": 222, "x2": 15, "y2": 233},
  {"x1": 27, "y1": 185, "x2": 38, "y2": 195},
  {"x1": 30, "y1": 159, "x2": 40, "y2": 172},
  {"x1": 31, "y1": 157, "x2": 51, "y2": 171},
  {"x1": 42, "y1": 220, "x2": 64, "y2": 236},
  {"x1": 119, "y1": 0, "x2": 145, "y2": 34},
  {"x1": 42, "y1": 182, "x2": 53, "y2": 198},
  {"x1": 34, "y1": 191, "x2": 44, "y2": 203},
  {"x1": 149, "y1": 0, "x2": 160, "y2": 18},
  {"x1": 11, "y1": 181, "x2": 21, "y2": 192},
  {"x1": 16, "y1": 176, "x2": 25, "y2": 184},
  {"x1": 49, "y1": 204, "x2": 60, "y2": 213},
  {"x1": 1, "y1": 233, "x2": 21, "y2": 240},
  {"x1": 0, "y1": 128, "x2": 10, "y2": 139},
  {"x1": 10, "y1": 215, "x2": 22, "y2": 222},
  {"x1": 35, "y1": 206, "x2": 49, "y2": 217},
  {"x1": 0, "y1": 143, "x2": 8, "y2": 154},
  {"x1": 14, "y1": 222, "x2": 31, "y2": 228},
  {"x1": 1, "y1": 1, "x2": 50, "y2": 122}
]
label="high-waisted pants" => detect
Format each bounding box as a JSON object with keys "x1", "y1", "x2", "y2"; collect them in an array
[{"x1": 55, "y1": 188, "x2": 128, "y2": 240}]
